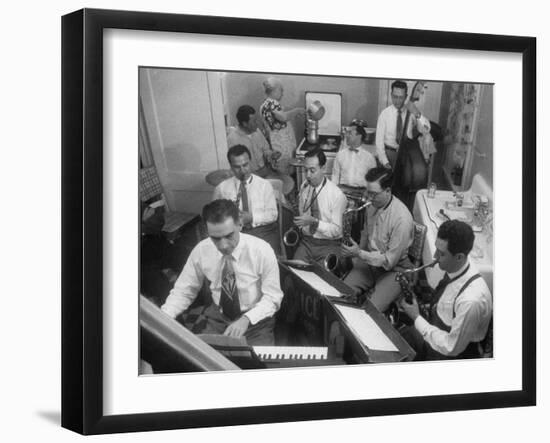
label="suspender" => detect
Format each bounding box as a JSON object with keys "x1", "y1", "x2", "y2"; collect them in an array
[{"x1": 452, "y1": 273, "x2": 482, "y2": 318}]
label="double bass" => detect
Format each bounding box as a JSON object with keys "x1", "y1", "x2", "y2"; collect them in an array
[{"x1": 392, "y1": 81, "x2": 431, "y2": 207}]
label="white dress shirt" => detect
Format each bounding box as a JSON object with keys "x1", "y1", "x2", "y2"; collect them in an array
[
  {"x1": 332, "y1": 145, "x2": 377, "y2": 187},
  {"x1": 414, "y1": 261, "x2": 493, "y2": 356},
  {"x1": 226, "y1": 127, "x2": 271, "y2": 172},
  {"x1": 298, "y1": 178, "x2": 348, "y2": 240},
  {"x1": 375, "y1": 105, "x2": 431, "y2": 166},
  {"x1": 161, "y1": 233, "x2": 283, "y2": 325},
  {"x1": 213, "y1": 175, "x2": 278, "y2": 227}
]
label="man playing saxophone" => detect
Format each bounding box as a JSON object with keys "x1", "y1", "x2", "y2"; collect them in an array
[
  {"x1": 292, "y1": 148, "x2": 348, "y2": 265},
  {"x1": 340, "y1": 167, "x2": 414, "y2": 312}
]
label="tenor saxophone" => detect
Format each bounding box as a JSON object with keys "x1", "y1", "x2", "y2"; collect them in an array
[
  {"x1": 395, "y1": 260, "x2": 439, "y2": 303},
  {"x1": 282, "y1": 197, "x2": 302, "y2": 247},
  {"x1": 324, "y1": 199, "x2": 372, "y2": 277}
]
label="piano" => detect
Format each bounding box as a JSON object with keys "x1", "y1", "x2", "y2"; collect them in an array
[
  {"x1": 140, "y1": 297, "x2": 344, "y2": 372},
  {"x1": 140, "y1": 257, "x2": 415, "y2": 374}
]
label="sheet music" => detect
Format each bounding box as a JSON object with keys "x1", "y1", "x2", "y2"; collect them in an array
[
  {"x1": 335, "y1": 304, "x2": 398, "y2": 352},
  {"x1": 288, "y1": 267, "x2": 343, "y2": 298}
]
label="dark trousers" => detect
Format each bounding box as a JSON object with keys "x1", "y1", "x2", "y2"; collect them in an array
[
  {"x1": 385, "y1": 146, "x2": 398, "y2": 168},
  {"x1": 293, "y1": 235, "x2": 340, "y2": 266},
  {"x1": 243, "y1": 222, "x2": 281, "y2": 256},
  {"x1": 200, "y1": 303, "x2": 275, "y2": 346}
]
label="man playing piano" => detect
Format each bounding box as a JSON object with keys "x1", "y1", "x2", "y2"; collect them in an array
[
  {"x1": 399, "y1": 220, "x2": 493, "y2": 360},
  {"x1": 161, "y1": 199, "x2": 283, "y2": 345}
]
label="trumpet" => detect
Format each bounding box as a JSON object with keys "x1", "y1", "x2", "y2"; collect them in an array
[{"x1": 324, "y1": 198, "x2": 372, "y2": 277}]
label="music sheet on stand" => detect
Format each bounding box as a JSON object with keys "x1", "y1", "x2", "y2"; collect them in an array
[
  {"x1": 288, "y1": 267, "x2": 343, "y2": 298},
  {"x1": 335, "y1": 304, "x2": 398, "y2": 352}
]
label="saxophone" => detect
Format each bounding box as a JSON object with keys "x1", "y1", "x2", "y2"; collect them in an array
[
  {"x1": 282, "y1": 196, "x2": 302, "y2": 247},
  {"x1": 324, "y1": 198, "x2": 371, "y2": 278},
  {"x1": 395, "y1": 260, "x2": 439, "y2": 303}
]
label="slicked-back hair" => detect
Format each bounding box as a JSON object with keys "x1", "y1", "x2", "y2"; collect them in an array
[
  {"x1": 236, "y1": 105, "x2": 256, "y2": 125},
  {"x1": 304, "y1": 147, "x2": 327, "y2": 167},
  {"x1": 437, "y1": 220, "x2": 475, "y2": 256},
  {"x1": 350, "y1": 121, "x2": 367, "y2": 142},
  {"x1": 365, "y1": 166, "x2": 393, "y2": 190},
  {"x1": 227, "y1": 144, "x2": 251, "y2": 164},
  {"x1": 391, "y1": 80, "x2": 408, "y2": 94},
  {"x1": 202, "y1": 199, "x2": 240, "y2": 225}
]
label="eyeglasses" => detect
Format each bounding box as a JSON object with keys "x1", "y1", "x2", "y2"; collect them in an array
[{"x1": 365, "y1": 189, "x2": 385, "y2": 199}]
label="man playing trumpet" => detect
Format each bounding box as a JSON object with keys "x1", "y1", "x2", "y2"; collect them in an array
[
  {"x1": 340, "y1": 167, "x2": 414, "y2": 312},
  {"x1": 292, "y1": 148, "x2": 348, "y2": 265},
  {"x1": 213, "y1": 144, "x2": 280, "y2": 255}
]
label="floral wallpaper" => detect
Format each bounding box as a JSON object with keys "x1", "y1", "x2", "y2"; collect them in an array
[{"x1": 444, "y1": 83, "x2": 481, "y2": 187}]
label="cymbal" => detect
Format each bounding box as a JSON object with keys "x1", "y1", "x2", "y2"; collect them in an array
[
  {"x1": 265, "y1": 173, "x2": 295, "y2": 194},
  {"x1": 205, "y1": 169, "x2": 233, "y2": 187}
]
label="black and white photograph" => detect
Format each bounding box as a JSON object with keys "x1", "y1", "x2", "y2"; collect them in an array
[
  {"x1": 138, "y1": 69, "x2": 494, "y2": 373},
  {"x1": 54, "y1": 4, "x2": 539, "y2": 438},
  {"x1": 3, "y1": 0, "x2": 548, "y2": 440}
]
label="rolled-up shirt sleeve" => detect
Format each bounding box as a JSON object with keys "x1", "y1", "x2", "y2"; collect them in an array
[
  {"x1": 360, "y1": 215, "x2": 412, "y2": 270},
  {"x1": 243, "y1": 247, "x2": 283, "y2": 324},
  {"x1": 414, "y1": 299, "x2": 483, "y2": 356},
  {"x1": 161, "y1": 247, "x2": 204, "y2": 318}
]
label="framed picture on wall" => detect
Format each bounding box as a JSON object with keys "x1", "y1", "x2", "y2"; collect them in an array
[{"x1": 61, "y1": 8, "x2": 536, "y2": 435}]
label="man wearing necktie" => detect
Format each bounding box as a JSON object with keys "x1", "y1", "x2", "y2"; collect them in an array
[
  {"x1": 213, "y1": 144, "x2": 280, "y2": 254},
  {"x1": 332, "y1": 119, "x2": 377, "y2": 189},
  {"x1": 375, "y1": 80, "x2": 431, "y2": 170},
  {"x1": 293, "y1": 148, "x2": 348, "y2": 265},
  {"x1": 399, "y1": 220, "x2": 493, "y2": 360},
  {"x1": 161, "y1": 199, "x2": 283, "y2": 345}
]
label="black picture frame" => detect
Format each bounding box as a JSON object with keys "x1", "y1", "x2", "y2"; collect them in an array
[{"x1": 61, "y1": 8, "x2": 536, "y2": 435}]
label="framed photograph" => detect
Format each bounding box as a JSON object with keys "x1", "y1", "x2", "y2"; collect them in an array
[{"x1": 62, "y1": 8, "x2": 536, "y2": 435}]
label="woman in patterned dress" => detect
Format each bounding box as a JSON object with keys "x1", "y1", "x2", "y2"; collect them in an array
[{"x1": 259, "y1": 77, "x2": 305, "y2": 176}]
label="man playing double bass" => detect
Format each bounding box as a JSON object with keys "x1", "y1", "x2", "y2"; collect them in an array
[
  {"x1": 375, "y1": 80, "x2": 432, "y2": 208},
  {"x1": 375, "y1": 80, "x2": 431, "y2": 170}
]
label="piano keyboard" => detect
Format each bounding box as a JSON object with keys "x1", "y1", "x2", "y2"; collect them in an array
[{"x1": 252, "y1": 346, "x2": 328, "y2": 361}]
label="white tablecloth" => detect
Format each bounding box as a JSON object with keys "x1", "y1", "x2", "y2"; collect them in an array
[{"x1": 412, "y1": 189, "x2": 493, "y2": 293}]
